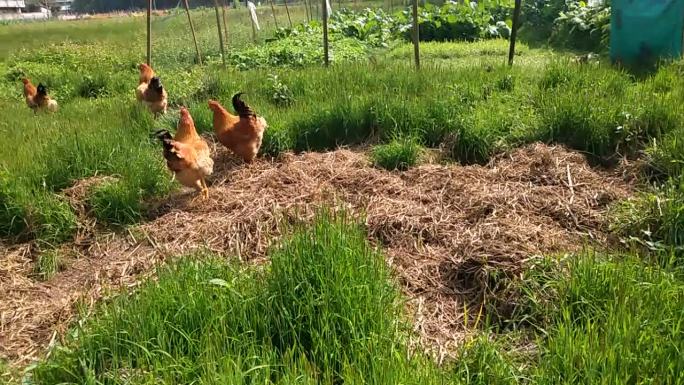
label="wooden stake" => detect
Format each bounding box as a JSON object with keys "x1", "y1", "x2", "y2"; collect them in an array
[
  {"x1": 221, "y1": 0, "x2": 230, "y2": 47},
  {"x1": 269, "y1": 0, "x2": 278, "y2": 28},
  {"x1": 411, "y1": 0, "x2": 419, "y2": 69},
  {"x1": 251, "y1": 13, "x2": 257, "y2": 42},
  {"x1": 284, "y1": 0, "x2": 293, "y2": 27},
  {"x1": 304, "y1": 0, "x2": 310, "y2": 22},
  {"x1": 183, "y1": 0, "x2": 202, "y2": 65},
  {"x1": 508, "y1": 0, "x2": 522, "y2": 66},
  {"x1": 146, "y1": 0, "x2": 152, "y2": 65},
  {"x1": 322, "y1": 0, "x2": 329, "y2": 66},
  {"x1": 213, "y1": 0, "x2": 226, "y2": 66}
]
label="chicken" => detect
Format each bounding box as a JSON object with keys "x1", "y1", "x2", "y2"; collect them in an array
[
  {"x1": 21, "y1": 78, "x2": 37, "y2": 109},
  {"x1": 154, "y1": 107, "x2": 213, "y2": 199},
  {"x1": 135, "y1": 63, "x2": 155, "y2": 102},
  {"x1": 142, "y1": 76, "x2": 168, "y2": 116},
  {"x1": 208, "y1": 93, "x2": 268, "y2": 163},
  {"x1": 29, "y1": 83, "x2": 59, "y2": 113}
]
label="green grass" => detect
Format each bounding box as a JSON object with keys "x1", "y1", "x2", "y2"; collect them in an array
[
  {"x1": 370, "y1": 137, "x2": 421, "y2": 170},
  {"x1": 34, "y1": 249, "x2": 65, "y2": 280},
  {"x1": 31, "y1": 212, "x2": 446, "y2": 384},
  {"x1": 3, "y1": 8, "x2": 684, "y2": 384},
  {"x1": 532, "y1": 253, "x2": 684, "y2": 384},
  {"x1": 2, "y1": 36, "x2": 684, "y2": 243},
  {"x1": 27, "y1": 215, "x2": 684, "y2": 385}
]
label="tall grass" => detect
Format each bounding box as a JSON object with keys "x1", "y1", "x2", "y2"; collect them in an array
[
  {"x1": 533, "y1": 254, "x2": 684, "y2": 384},
  {"x1": 32, "y1": 212, "x2": 446, "y2": 384},
  {"x1": 29, "y1": 215, "x2": 684, "y2": 384}
]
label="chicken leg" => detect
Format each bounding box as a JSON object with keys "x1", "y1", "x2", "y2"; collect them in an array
[{"x1": 200, "y1": 178, "x2": 209, "y2": 199}]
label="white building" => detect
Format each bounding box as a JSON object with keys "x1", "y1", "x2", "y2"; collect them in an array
[
  {"x1": 53, "y1": 0, "x2": 72, "y2": 12},
  {"x1": 0, "y1": 0, "x2": 26, "y2": 14}
]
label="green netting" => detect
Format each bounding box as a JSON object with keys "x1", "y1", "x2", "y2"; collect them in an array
[{"x1": 610, "y1": 0, "x2": 684, "y2": 65}]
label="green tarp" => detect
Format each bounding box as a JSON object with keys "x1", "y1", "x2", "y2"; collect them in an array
[{"x1": 611, "y1": 0, "x2": 684, "y2": 65}]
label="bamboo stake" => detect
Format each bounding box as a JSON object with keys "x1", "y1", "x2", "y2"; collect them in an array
[
  {"x1": 411, "y1": 0, "x2": 419, "y2": 69},
  {"x1": 322, "y1": 0, "x2": 329, "y2": 66},
  {"x1": 182, "y1": 0, "x2": 202, "y2": 65},
  {"x1": 221, "y1": 0, "x2": 230, "y2": 47},
  {"x1": 304, "y1": 0, "x2": 310, "y2": 22},
  {"x1": 283, "y1": 0, "x2": 292, "y2": 27},
  {"x1": 250, "y1": 8, "x2": 257, "y2": 42},
  {"x1": 269, "y1": 0, "x2": 278, "y2": 28},
  {"x1": 508, "y1": 0, "x2": 522, "y2": 66},
  {"x1": 213, "y1": 0, "x2": 226, "y2": 66},
  {"x1": 146, "y1": 0, "x2": 152, "y2": 65}
]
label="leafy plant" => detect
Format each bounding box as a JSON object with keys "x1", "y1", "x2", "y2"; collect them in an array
[
  {"x1": 397, "y1": 1, "x2": 514, "y2": 42},
  {"x1": 551, "y1": 1, "x2": 610, "y2": 51},
  {"x1": 267, "y1": 74, "x2": 295, "y2": 106}
]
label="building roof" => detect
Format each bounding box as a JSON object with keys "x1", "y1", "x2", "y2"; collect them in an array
[{"x1": 0, "y1": 0, "x2": 26, "y2": 8}]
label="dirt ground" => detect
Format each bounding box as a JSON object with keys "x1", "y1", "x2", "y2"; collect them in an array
[{"x1": 0, "y1": 143, "x2": 634, "y2": 371}]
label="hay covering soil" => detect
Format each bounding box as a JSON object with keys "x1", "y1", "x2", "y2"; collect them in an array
[{"x1": 0, "y1": 143, "x2": 632, "y2": 369}]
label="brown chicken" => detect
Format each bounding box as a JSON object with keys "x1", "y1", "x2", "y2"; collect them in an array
[
  {"x1": 27, "y1": 83, "x2": 59, "y2": 113},
  {"x1": 135, "y1": 63, "x2": 155, "y2": 102},
  {"x1": 208, "y1": 93, "x2": 268, "y2": 163},
  {"x1": 154, "y1": 108, "x2": 214, "y2": 199},
  {"x1": 21, "y1": 78, "x2": 37, "y2": 109},
  {"x1": 142, "y1": 76, "x2": 168, "y2": 116}
]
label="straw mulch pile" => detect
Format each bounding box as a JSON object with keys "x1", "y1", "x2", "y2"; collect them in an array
[{"x1": 0, "y1": 143, "x2": 632, "y2": 370}]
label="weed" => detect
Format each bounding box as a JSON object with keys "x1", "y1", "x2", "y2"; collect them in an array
[
  {"x1": 496, "y1": 74, "x2": 515, "y2": 92},
  {"x1": 610, "y1": 178, "x2": 684, "y2": 255},
  {"x1": 453, "y1": 335, "x2": 528, "y2": 385},
  {"x1": 34, "y1": 250, "x2": 65, "y2": 281},
  {"x1": 267, "y1": 73, "x2": 295, "y2": 106},
  {"x1": 76, "y1": 74, "x2": 111, "y2": 99}
]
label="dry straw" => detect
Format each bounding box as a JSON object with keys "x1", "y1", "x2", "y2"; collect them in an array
[{"x1": 0, "y1": 143, "x2": 632, "y2": 369}]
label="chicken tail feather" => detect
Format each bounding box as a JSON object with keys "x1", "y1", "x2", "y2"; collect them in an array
[
  {"x1": 153, "y1": 129, "x2": 178, "y2": 160},
  {"x1": 232, "y1": 92, "x2": 255, "y2": 118},
  {"x1": 153, "y1": 129, "x2": 173, "y2": 142}
]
